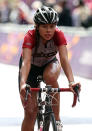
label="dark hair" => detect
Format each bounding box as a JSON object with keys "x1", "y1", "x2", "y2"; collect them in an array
[{"x1": 33, "y1": 27, "x2": 40, "y2": 63}]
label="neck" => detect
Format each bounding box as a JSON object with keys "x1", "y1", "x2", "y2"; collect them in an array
[{"x1": 40, "y1": 37, "x2": 48, "y2": 45}]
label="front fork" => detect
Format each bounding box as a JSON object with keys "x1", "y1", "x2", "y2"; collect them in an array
[{"x1": 37, "y1": 90, "x2": 44, "y2": 131}]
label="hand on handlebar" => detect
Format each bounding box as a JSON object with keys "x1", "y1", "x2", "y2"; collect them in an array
[
  {"x1": 69, "y1": 82, "x2": 81, "y2": 107},
  {"x1": 20, "y1": 84, "x2": 31, "y2": 109},
  {"x1": 69, "y1": 83, "x2": 81, "y2": 94}
]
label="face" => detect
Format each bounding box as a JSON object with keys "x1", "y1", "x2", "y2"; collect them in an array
[{"x1": 38, "y1": 24, "x2": 56, "y2": 41}]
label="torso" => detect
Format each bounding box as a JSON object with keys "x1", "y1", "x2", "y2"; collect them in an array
[
  {"x1": 22, "y1": 28, "x2": 67, "y2": 67},
  {"x1": 31, "y1": 38, "x2": 58, "y2": 66}
]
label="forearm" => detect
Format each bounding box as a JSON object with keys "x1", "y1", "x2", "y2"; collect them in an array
[
  {"x1": 59, "y1": 45, "x2": 74, "y2": 83},
  {"x1": 61, "y1": 59, "x2": 74, "y2": 83},
  {"x1": 20, "y1": 60, "x2": 31, "y2": 88}
]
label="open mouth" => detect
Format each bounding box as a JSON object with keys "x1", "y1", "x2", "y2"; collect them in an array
[{"x1": 45, "y1": 34, "x2": 52, "y2": 39}]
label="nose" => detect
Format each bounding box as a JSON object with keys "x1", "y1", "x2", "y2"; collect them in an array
[{"x1": 46, "y1": 27, "x2": 51, "y2": 32}]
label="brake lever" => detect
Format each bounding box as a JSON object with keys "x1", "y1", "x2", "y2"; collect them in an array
[
  {"x1": 72, "y1": 84, "x2": 80, "y2": 107},
  {"x1": 25, "y1": 85, "x2": 30, "y2": 101},
  {"x1": 73, "y1": 84, "x2": 80, "y2": 102}
]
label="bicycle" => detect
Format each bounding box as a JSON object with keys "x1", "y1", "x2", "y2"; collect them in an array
[{"x1": 25, "y1": 75, "x2": 80, "y2": 131}]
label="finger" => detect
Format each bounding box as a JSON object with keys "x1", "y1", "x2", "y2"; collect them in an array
[
  {"x1": 69, "y1": 86, "x2": 76, "y2": 94},
  {"x1": 23, "y1": 101, "x2": 28, "y2": 109},
  {"x1": 20, "y1": 89, "x2": 26, "y2": 97},
  {"x1": 28, "y1": 93, "x2": 31, "y2": 99},
  {"x1": 20, "y1": 95, "x2": 27, "y2": 108}
]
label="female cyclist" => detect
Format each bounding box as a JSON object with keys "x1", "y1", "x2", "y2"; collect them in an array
[{"x1": 19, "y1": 6, "x2": 80, "y2": 131}]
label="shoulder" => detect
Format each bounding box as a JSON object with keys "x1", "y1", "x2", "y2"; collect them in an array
[
  {"x1": 25, "y1": 29, "x2": 36, "y2": 42},
  {"x1": 22, "y1": 29, "x2": 36, "y2": 49},
  {"x1": 54, "y1": 28, "x2": 65, "y2": 37},
  {"x1": 53, "y1": 27, "x2": 67, "y2": 46}
]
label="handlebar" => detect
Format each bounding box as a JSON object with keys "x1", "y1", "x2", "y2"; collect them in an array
[{"x1": 25, "y1": 84, "x2": 80, "y2": 107}]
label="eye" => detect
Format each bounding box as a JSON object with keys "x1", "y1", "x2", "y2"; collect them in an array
[
  {"x1": 50, "y1": 24, "x2": 56, "y2": 28},
  {"x1": 50, "y1": 25, "x2": 54, "y2": 28},
  {"x1": 42, "y1": 25, "x2": 47, "y2": 28}
]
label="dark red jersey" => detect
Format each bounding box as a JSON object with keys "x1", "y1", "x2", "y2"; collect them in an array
[{"x1": 22, "y1": 28, "x2": 67, "y2": 66}]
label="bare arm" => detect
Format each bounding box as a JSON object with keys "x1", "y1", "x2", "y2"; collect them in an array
[
  {"x1": 20, "y1": 48, "x2": 32, "y2": 89},
  {"x1": 58, "y1": 45, "x2": 74, "y2": 83}
]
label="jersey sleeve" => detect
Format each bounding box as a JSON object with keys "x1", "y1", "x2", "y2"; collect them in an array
[
  {"x1": 53, "y1": 28, "x2": 67, "y2": 46},
  {"x1": 22, "y1": 30, "x2": 35, "y2": 49}
]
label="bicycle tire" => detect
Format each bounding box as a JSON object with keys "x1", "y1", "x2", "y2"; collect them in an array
[
  {"x1": 37, "y1": 113, "x2": 43, "y2": 130},
  {"x1": 43, "y1": 112, "x2": 57, "y2": 131}
]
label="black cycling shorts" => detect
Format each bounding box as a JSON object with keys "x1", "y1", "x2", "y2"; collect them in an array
[{"x1": 18, "y1": 57, "x2": 58, "y2": 90}]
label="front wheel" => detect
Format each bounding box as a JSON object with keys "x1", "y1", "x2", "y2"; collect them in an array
[{"x1": 43, "y1": 113, "x2": 57, "y2": 131}]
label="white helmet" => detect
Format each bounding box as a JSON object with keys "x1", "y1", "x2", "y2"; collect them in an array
[{"x1": 33, "y1": 6, "x2": 59, "y2": 24}]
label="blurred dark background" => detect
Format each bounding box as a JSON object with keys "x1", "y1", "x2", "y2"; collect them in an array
[{"x1": 0, "y1": 0, "x2": 92, "y2": 27}]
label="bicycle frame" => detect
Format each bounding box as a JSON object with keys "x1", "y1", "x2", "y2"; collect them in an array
[
  {"x1": 25, "y1": 82, "x2": 80, "y2": 131},
  {"x1": 38, "y1": 85, "x2": 57, "y2": 131}
]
